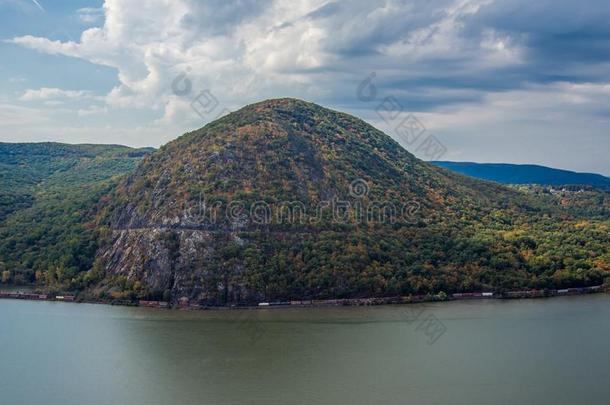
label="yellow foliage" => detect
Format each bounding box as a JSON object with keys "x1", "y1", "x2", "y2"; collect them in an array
[{"x1": 521, "y1": 249, "x2": 534, "y2": 261}]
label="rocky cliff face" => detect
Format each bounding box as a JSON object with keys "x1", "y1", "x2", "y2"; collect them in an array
[{"x1": 92, "y1": 98, "x2": 542, "y2": 304}]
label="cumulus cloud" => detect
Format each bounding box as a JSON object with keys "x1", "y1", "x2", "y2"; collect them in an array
[
  {"x1": 9, "y1": 0, "x2": 527, "y2": 113},
  {"x1": 11, "y1": 0, "x2": 608, "y2": 111},
  {"x1": 4, "y1": 0, "x2": 610, "y2": 173}
]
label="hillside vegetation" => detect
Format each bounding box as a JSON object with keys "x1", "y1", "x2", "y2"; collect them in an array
[
  {"x1": 0, "y1": 143, "x2": 153, "y2": 285},
  {"x1": 1, "y1": 102, "x2": 608, "y2": 303},
  {"x1": 91, "y1": 99, "x2": 610, "y2": 304}
]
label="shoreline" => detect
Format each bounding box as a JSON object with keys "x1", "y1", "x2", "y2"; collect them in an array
[{"x1": 1, "y1": 285, "x2": 608, "y2": 310}]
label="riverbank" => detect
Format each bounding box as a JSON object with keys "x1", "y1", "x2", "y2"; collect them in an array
[{"x1": 1, "y1": 285, "x2": 608, "y2": 310}]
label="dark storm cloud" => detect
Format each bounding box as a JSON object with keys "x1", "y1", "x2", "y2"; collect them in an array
[
  {"x1": 318, "y1": 0, "x2": 610, "y2": 111},
  {"x1": 460, "y1": 0, "x2": 610, "y2": 83}
]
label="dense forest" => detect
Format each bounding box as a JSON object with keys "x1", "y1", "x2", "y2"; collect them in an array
[
  {"x1": 0, "y1": 143, "x2": 152, "y2": 286},
  {"x1": 1, "y1": 101, "x2": 609, "y2": 304},
  {"x1": 92, "y1": 99, "x2": 610, "y2": 303}
]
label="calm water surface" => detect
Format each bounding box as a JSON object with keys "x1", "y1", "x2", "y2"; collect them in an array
[{"x1": 1, "y1": 295, "x2": 610, "y2": 405}]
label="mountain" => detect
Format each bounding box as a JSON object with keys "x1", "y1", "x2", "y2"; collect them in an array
[
  {"x1": 86, "y1": 99, "x2": 609, "y2": 304},
  {"x1": 1, "y1": 101, "x2": 608, "y2": 302},
  {"x1": 430, "y1": 161, "x2": 610, "y2": 187},
  {"x1": 0, "y1": 142, "x2": 154, "y2": 221},
  {"x1": 0, "y1": 143, "x2": 153, "y2": 285}
]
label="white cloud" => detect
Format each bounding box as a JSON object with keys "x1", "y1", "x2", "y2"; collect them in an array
[
  {"x1": 20, "y1": 87, "x2": 95, "y2": 101},
  {"x1": 76, "y1": 7, "x2": 104, "y2": 24},
  {"x1": 0, "y1": 100, "x2": 171, "y2": 147},
  {"x1": 419, "y1": 82, "x2": 610, "y2": 131},
  {"x1": 0, "y1": 103, "x2": 49, "y2": 126},
  {"x1": 77, "y1": 105, "x2": 108, "y2": 117},
  {"x1": 3, "y1": 0, "x2": 610, "y2": 174},
  {"x1": 8, "y1": 0, "x2": 506, "y2": 120},
  {"x1": 8, "y1": 36, "x2": 82, "y2": 57}
]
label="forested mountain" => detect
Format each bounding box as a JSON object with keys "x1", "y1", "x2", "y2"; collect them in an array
[
  {"x1": 0, "y1": 143, "x2": 153, "y2": 285},
  {"x1": 1, "y1": 101, "x2": 609, "y2": 303},
  {"x1": 90, "y1": 99, "x2": 609, "y2": 304},
  {"x1": 431, "y1": 161, "x2": 610, "y2": 187}
]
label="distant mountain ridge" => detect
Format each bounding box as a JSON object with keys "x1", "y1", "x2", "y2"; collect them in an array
[{"x1": 430, "y1": 161, "x2": 610, "y2": 187}]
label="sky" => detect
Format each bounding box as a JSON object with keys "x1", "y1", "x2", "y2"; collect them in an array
[{"x1": 1, "y1": 0, "x2": 609, "y2": 175}]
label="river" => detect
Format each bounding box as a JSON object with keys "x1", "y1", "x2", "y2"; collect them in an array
[{"x1": 1, "y1": 295, "x2": 609, "y2": 405}]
